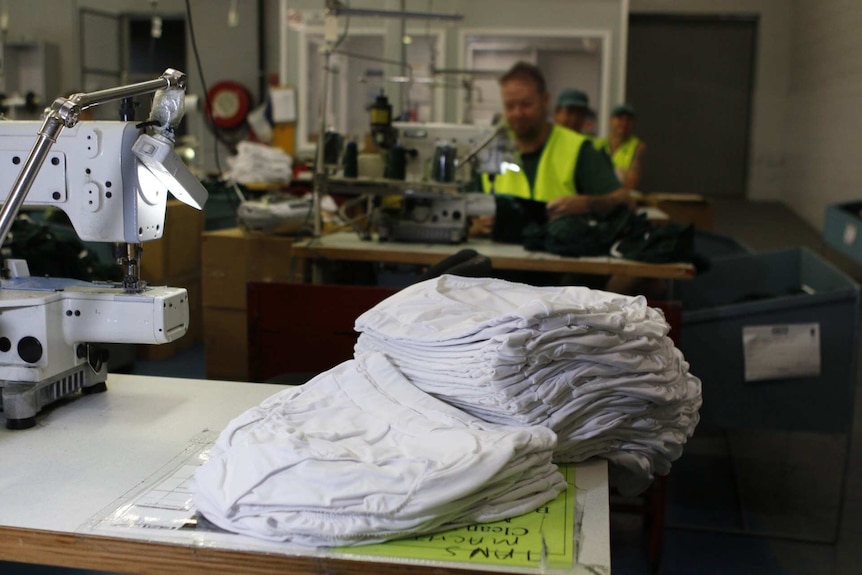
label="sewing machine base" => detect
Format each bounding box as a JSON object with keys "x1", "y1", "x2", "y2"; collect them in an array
[
  {"x1": 1, "y1": 363, "x2": 107, "y2": 429},
  {"x1": 375, "y1": 197, "x2": 471, "y2": 244}
]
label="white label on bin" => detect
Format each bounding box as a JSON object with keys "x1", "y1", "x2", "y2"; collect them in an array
[
  {"x1": 843, "y1": 222, "x2": 857, "y2": 246},
  {"x1": 742, "y1": 323, "x2": 821, "y2": 382}
]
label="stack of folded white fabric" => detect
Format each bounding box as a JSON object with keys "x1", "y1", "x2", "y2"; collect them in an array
[
  {"x1": 354, "y1": 275, "x2": 702, "y2": 495},
  {"x1": 193, "y1": 352, "x2": 566, "y2": 547}
]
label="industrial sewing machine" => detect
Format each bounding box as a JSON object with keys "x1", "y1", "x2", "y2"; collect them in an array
[
  {"x1": 392, "y1": 121, "x2": 506, "y2": 182},
  {"x1": 0, "y1": 69, "x2": 207, "y2": 429},
  {"x1": 368, "y1": 121, "x2": 510, "y2": 243}
]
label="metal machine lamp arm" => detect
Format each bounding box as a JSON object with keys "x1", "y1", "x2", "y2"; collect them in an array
[
  {"x1": 0, "y1": 69, "x2": 187, "y2": 250},
  {"x1": 455, "y1": 120, "x2": 508, "y2": 171}
]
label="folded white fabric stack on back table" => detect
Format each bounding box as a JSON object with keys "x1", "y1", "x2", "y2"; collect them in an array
[{"x1": 355, "y1": 275, "x2": 703, "y2": 495}]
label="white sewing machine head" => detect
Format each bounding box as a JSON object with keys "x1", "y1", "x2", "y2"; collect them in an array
[
  {"x1": 0, "y1": 121, "x2": 203, "y2": 244},
  {"x1": 0, "y1": 70, "x2": 208, "y2": 430}
]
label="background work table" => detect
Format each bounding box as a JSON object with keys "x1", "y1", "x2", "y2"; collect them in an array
[
  {"x1": 294, "y1": 232, "x2": 696, "y2": 280},
  {"x1": 0, "y1": 374, "x2": 610, "y2": 575}
]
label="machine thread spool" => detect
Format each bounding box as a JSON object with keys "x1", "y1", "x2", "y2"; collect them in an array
[
  {"x1": 385, "y1": 145, "x2": 407, "y2": 180},
  {"x1": 323, "y1": 131, "x2": 344, "y2": 166},
  {"x1": 343, "y1": 140, "x2": 358, "y2": 177},
  {"x1": 432, "y1": 142, "x2": 457, "y2": 182}
]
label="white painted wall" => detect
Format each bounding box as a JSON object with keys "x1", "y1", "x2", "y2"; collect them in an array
[
  {"x1": 456, "y1": 32, "x2": 608, "y2": 131},
  {"x1": 540, "y1": 50, "x2": 602, "y2": 119},
  {"x1": 447, "y1": 0, "x2": 626, "y2": 123},
  {"x1": 631, "y1": 0, "x2": 862, "y2": 232},
  {"x1": 782, "y1": 0, "x2": 862, "y2": 232},
  {"x1": 630, "y1": 0, "x2": 793, "y2": 203}
]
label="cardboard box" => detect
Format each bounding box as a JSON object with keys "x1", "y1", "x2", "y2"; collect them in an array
[
  {"x1": 141, "y1": 200, "x2": 205, "y2": 282},
  {"x1": 642, "y1": 193, "x2": 713, "y2": 230},
  {"x1": 137, "y1": 274, "x2": 202, "y2": 361},
  {"x1": 203, "y1": 307, "x2": 249, "y2": 381},
  {"x1": 201, "y1": 228, "x2": 300, "y2": 310}
]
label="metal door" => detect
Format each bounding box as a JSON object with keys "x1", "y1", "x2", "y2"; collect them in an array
[{"x1": 626, "y1": 15, "x2": 757, "y2": 197}]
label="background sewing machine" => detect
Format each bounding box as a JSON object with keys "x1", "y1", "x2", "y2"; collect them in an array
[
  {"x1": 392, "y1": 121, "x2": 506, "y2": 182},
  {"x1": 357, "y1": 121, "x2": 510, "y2": 243},
  {"x1": 0, "y1": 70, "x2": 208, "y2": 429}
]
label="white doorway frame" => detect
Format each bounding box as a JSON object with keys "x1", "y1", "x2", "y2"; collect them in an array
[{"x1": 457, "y1": 27, "x2": 612, "y2": 136}]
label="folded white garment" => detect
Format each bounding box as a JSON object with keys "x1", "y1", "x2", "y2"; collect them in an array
[
  {"x1": 353, "y1": 275, "x2": 702, "y2": 495},
  {"x1": 354, "y1": 275, "x2": 670, "y2": 343},
  {"x1": 193, "y1": 352, "x2": 566, "y2": 546}
]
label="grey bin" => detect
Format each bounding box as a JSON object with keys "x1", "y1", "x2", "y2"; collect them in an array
[
  {"x1": 671, "y1": 247, "x2": 860, "y2": 434},
  {"x1": 824, "y1": 201, "x2": 862, "y2": 265},
  {"x1": 205, "y1": 192, "x2": 240, "y2": 230},
  {"x1": 693, "y1": 229, "x2": 752, "y2": 259},
  {"x1": 202, "y1": 178, "x2": 240, "y2": 230}
]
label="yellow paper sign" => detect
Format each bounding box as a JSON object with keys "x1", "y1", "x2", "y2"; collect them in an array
[{"x1": 339, "y1": 465, "x2": 576, "y2": 570}]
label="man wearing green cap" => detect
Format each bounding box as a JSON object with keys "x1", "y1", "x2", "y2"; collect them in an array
[
  {"x1": 470, "y1": 62, "x2": 630, "y2": 237},
  {"x1": 554, "y1": 88, "x2": 591, "y2": 134},
  {"x1": 595, "y1": 104, "x2": 646, "y2": 190}
]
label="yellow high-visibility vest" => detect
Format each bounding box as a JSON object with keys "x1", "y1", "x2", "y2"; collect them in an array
[
  {"x1": 596, "y1": 136, "x2": 641, "y2": 172},
  {"x1": 482, "y1": 125, "x2": 583, "y2": 202}
]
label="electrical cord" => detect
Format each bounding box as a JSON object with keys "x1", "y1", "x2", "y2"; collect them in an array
[
  {"x1": 426, "y1": 0, "x2": 435, "y2": 75},
  {"x1": 334, "y1": 50, "x2": 417, "y2": 119},
  {"x1": 332, "y1": 0, "x2": 351, "y2": 52},
  {"x1": 337, "y1": 193, "x2": 373, "y2": 237},
  {"x1": 185, "y1": 0, "x2": 228, "y2": 177},
  {"x1": 336, "y1": 50, "x2": 415, "y2": 86}
]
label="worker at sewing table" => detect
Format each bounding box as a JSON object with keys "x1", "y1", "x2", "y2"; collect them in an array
[{"x1": 469, "y1": 61, "x2": 632, "y2": 239}]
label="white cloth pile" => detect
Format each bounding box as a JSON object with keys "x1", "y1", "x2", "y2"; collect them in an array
[
  {"x1": 193, "y1": 352, "x2": 565, "y2": 547},
  {"x1": 354, "y1": 275, "x2": 702, "y2": 495},
  {"x1": 226, "y1": 141, "x2": 293, "y2": 184}
]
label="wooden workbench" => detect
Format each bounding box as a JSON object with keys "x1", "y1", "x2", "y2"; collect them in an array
[
  {"x1": 0, "y1": 374, "x2": 610, "y2": 575},
  {"x1": 293, "y1": 232, "x2": 696, "y2": 280}
]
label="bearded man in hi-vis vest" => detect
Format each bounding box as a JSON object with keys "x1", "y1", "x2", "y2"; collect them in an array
[{"x1": 470, "y1": 62, "x2": 632, "y2": 238}]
